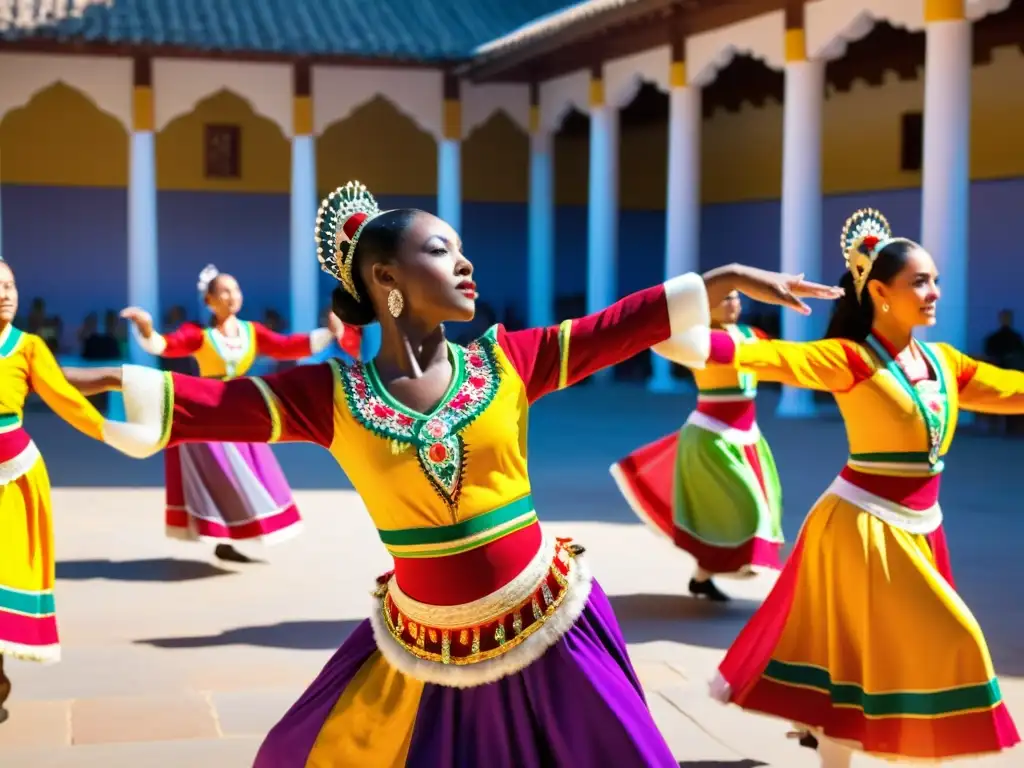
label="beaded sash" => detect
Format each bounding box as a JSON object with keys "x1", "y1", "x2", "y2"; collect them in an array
[{"x1": 369, "y1": 535, "x2": 592, "y2": 688}]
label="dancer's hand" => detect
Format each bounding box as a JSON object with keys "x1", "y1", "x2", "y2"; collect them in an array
[
  {"x1": 120, "y1": 307, "x2": 154, "y2": 338},
  {"x1": 327, "y1": 311, "x2": 346, "y2": 340},
  {"x1": 703, "y1": 265, "x2": 843, "y2": 314}
]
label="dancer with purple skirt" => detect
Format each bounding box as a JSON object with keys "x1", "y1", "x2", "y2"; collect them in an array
[
  {"x1": 80, "y1": 180, "x2": 840, "y2": 765},
  {"x1": 119, "y1": 264, "x2": 354, "y2": 562}
]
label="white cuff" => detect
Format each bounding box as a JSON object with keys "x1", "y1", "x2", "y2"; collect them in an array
[
  {"x1": 100, "y1": 365, "x2": 168, "y2": 458},
  {"x1": 131, "y1": 325, "x2": 167, "y2": 356},
  {"x1": 309, "y1": 327, "x2": 334, "y2": 355},
  {"x1": 653, "y1": 272, "x2": 712, "y2": 369}
]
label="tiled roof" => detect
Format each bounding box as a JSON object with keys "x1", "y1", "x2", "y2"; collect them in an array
[
  {"x1": 0, "y1": 0, "x2": 577, "y2": 61},
  {"x1": 474, "y1": 0, "x2": 642, "y2": 58}
]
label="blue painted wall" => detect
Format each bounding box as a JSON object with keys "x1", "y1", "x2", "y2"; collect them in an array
[{"x1": 2, "y1": 180, "x2": 1022, "y2": 353}]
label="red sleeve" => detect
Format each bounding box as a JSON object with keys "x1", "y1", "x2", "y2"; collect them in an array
[
  {"x1": 167, "y1": 363, "x2": 336, "y2": 447},
  {"x1": 252, "y1": 322, "x2": 314, "y2": 360},
  {"x1": 162, "y1": 324, "x2": 205, "y2": 357},
  {"x1": 496, "y1": 284, "x2": 671, "y2": 403}
]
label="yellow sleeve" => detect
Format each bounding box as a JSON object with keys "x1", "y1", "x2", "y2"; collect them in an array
[
  {"x1": 937, "y1": 343, "x2": 1024, "y2": 415},
  {"x1": 732, "y1": 338, "x2": 867, "y2": 392},
  {"x1": 27, "y1": 336, "x2": 106, "y2": 441}
]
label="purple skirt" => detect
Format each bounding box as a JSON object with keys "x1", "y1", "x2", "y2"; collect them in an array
[{"x1": 254, "y1": 579, "x2": 676, "y2": 767}]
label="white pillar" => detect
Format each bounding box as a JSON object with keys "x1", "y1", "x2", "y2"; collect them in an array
[
  {"x1": 650, "y1": 61, "x2": 701, "y2": 393},
  {"x1": 128, "y1": 76, "x2": 159, "y2": 367},
  {"x1": 438, "y1": 139, "x2": 462, "y2": 234},
  {"x1": 289, "y1": 135, "x2": 318, "y2": 334},
  {"x1": 920, "y1": 0, "x2": 970, "y2": 351},
  {"x1": 528, "y1": 125, "x2": 555, "y2": 328},
  {"x1": 587, "y1": 74, "x2": 619, "y2": 383},
  {"x1": 776, "y1": 29, "x2": 824, "y2": 418},
  {"x1": 438, "y1": 83, "x2": 462, "y2": 233}
]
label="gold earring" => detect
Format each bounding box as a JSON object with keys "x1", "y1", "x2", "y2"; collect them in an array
[
  {"x1": 881, "y1": 302, "x2": 890, "y2": 313},
  {"x1": 387, "y1": 289, "x2": 404, "y2": 318}
]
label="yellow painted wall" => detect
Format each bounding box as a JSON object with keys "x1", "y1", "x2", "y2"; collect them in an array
[
  {"x1": 4, "y1": 43, "x2": 1023, "y2": 206},
  {"x1": 0, "y1": 82, "x2": 127, "y2": 186},
  {"x1": 156, "y1": 90, "x2": 290, "y2": 193},
  {"x1": 463, "y1": 111, "x2": 529, "y2": 203}
]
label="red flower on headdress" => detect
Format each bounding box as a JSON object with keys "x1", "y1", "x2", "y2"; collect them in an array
[{"x1": 861, "y1": 235, "x2": 879, "y2": 251}]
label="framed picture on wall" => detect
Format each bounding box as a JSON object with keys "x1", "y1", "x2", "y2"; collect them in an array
[{"x1": 204, "y1": 124, "x2": 241, "y2": 179}]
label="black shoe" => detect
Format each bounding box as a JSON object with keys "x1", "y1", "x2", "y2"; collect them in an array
[
  {"x1": 214, "y1": 544, "x2": 254, "y2": 563},
  {"x1": 787, "y1": 730, "x2": 819, "y2": 750},
  {"x1": 689, "y1": 577, "x2": 730, "y2": 602}
]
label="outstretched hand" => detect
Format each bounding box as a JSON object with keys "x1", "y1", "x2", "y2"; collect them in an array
[
  {"x1": 704, "y1": 265, "x2": 843, "y2": 314},
  {"x1": 120, "y1": 306, "x2": 154, "y2": 337}
]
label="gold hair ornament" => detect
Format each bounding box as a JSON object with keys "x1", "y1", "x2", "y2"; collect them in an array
[
  {"x1": 839, "y1": 208, "x2": 915, "y2": 302},
  {"x1": 314, "y1": 181, "x2": 382, "y2": 301}
]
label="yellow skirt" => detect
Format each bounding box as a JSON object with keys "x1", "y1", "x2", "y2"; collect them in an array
[
  {"x1": 716, "y1": 493, "x2": 1019, "y2": 761},
  {"x1": 0, "y1": 455, "x2": 60, "y2": 662}
]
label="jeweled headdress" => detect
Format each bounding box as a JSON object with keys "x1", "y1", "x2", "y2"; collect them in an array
[
  {"x1": 840, "y1": 208, "x2": 914, "y2": 302},
  {"x1": 314, "y1": 181, "x2": 382, "y2": 301}
]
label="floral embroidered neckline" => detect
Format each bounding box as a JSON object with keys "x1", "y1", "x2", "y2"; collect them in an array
[
  {"x1": 206, "y1": 321, "x2": 252, "y2": 378},
  {"x1": 339, "y1": 336, "x2": 500, "y2": 509}
]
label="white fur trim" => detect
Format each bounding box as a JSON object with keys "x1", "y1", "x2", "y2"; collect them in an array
[
  {"x1": 0, "y1": 638, "x2": 60, "y2": 664},
  {"x1": 101, "y1": 365, "x2": 167, "y2": 459},
  {"x1": 369, "y1": 553, "x2": 594, "y2": 689},
  {"x1": 0, "y1": 441, "x2": 40, "y2": 485},
  {"x1": 653, "y1": 272, "x2": 711, "y2": 370},
  {"x1": 609, "y1": 462, "x2": 672, "y2": 542},
  {"x1": 708, "y1": 671, "x2": 732, "y2": 702},
  {"x1": 309, "y1": 327, "x2": 334, "y2": 355},
  {"x1": 131, "y1": 324, "x2": 168, "y2": 355}
]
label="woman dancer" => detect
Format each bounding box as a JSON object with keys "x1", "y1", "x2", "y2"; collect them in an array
[
  {"x1": 660, "y1": 209, "x2": 1020, "y2": 766},
  {"x1": 121, "y1": 264, "x2": 356, "y2": 562},
  {"x1": 0, "y1": 259, "x2": 110, "y2": 718},
  {"x1": 81, "y1": 180, "x2": 839, "y2": 766},
  {"x1": 610, "y1": 290, "x2": 783, "y2": 602}
]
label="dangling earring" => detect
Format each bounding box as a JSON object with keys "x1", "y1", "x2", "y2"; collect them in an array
[
  {"x1": 881, "y1": 302, "x2": 890, "y2": 313},
  {"x1": 387, "y1": 289, "x2": 405, "y2": 318}
]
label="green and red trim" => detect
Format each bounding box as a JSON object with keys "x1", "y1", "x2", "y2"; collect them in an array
[{"x1": 0, "y1": 585, "x2": 60, "y2": 661}]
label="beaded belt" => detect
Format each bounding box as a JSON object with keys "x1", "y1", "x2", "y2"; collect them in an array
[{"x1": 369, "y1": 535, "x2": 591, "y2": 687}]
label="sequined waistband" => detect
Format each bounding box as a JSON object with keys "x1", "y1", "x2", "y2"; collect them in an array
[{"x1": 372, "y1": 536, "x2": 586, "y2": 677}]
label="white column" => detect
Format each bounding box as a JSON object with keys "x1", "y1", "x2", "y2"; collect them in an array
[
  {"x1": 438, "y1": 139, "x2": 462, "y2": 234},
  {"x1": 776, "y1": 31, "x2": 824, "y2": 418},
  {"x1": 128, "y1": 130, "x2": 159, "y2": 366},
  {"x1": 587, "y1": 74, "x2": 619, "y2": 383},
  {"x1": 528, "y1": 126, "x2": 555, "y2": 328},
  {"x1": 438, "y1": 85, "x2": 462, "y2": 233},
  {"x1": 650, "y1": 62, "x2": 702, "y2": 393},
  {"x1": 920, "y1": 0, "x2": 970, "y2": 351},
  {"x1": 289, "y1": 135, "x2": 318, "y2": 333}
]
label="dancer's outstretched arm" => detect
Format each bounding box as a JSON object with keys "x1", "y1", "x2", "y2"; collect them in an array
[
  {"x1": 121, "y1": 307, "x2": 204, "y2": 358},
  {"x1": 67, "y1": 363, "x2": 338, "y2": 458},
  {"x1": 936, "y1": 344, "x2": 1024, "y2": 414},
  {"x1": 499, "y1": 265, "x2": 841, "y2": 403}
]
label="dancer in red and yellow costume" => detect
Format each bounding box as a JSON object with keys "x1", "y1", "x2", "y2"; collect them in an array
[
  {"x1": 121, "y1": 265, "x2": 357, "y2": 562},
  {"x1": 659, "y1": 209, "x2": 1019, "y2": 766},
  {"x1": 610, "y1": 290, "x2": 783, "y2": 602},
  {"x1": 0, "y1": 259, "x2": 110, "y2": 717},
  {"x1": 76, "y1": 180, "x2": 840, "y2": 766}
]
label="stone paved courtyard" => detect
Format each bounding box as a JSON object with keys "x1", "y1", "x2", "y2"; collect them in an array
[{"x1": 1, "y1": 385, "x2": 1022, "y2": 767}]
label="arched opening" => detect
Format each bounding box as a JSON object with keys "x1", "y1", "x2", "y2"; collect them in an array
[
  {"x1": 0, "y1": 82, "x2": 128, "y2": 343},
  {"x1": 156, "y1": 89, "x2": 291, "y2": 329}
]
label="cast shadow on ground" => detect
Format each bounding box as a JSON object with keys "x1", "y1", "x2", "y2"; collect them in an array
[
  {"x1": 608, "y1": 593, "x2": 760, "y2": 651},
  {"x1": 677, "y1": 761, "x2": 767, "y2": 768},
  {"x1": 136, "y1": 619, "x2": 362, "y2": 651},
  {"x1": 56, "y1": 557, "x2": 236, "y2": 582}
]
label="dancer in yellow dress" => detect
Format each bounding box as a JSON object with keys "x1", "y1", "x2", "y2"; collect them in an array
[
  {"x1": 659, "y1": 209, "x2": 1020, "y2": 766},
  {"x1": 0, "y1": 259, "x2": 108, "y2": 719},
  {"x1": 71, "y1": 180, "x2": 842, "y2": 766}
]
